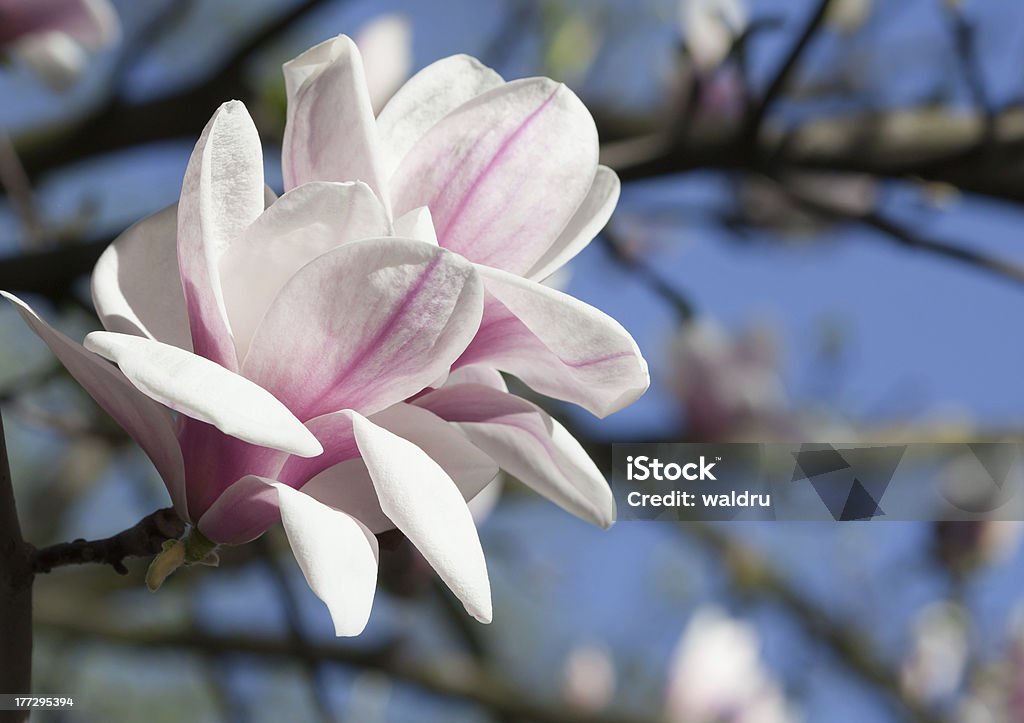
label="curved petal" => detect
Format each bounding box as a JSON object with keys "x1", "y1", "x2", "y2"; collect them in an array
[
  {"x1": 416, "y1": 383, "x2": 614, "y2": 528},
  {"x1": 443, "y1": 365, "x2": 507, "y2": 391},
  {"x1": 456, "y1": 267, "x2": 648, "y2": 417},
  {"x1": 526, "y1": 165, "x2": 620, "y2": 281},
  {"x1": 282, "y1": 35, "x2": 386, "y2": 203},
  {"x1": 351, "y1": 412, "x2": 491, "y2": 622},
  {"x1": 219, "y1": 181, "x2": 391, "y2": 361},
  {"x1": 393, "y1": 206, "x2": 438, "y2": 245},
  {"x1": 275, "y1": 481, "x2": 380, "y2": 637},
  {"x1": 197, "y1": 473, "x2": 282, "y2": 545},
  {"x1": 177, "y1": 100, "x2": 264, "y2": 370},
  {"x1": 91, "y1": 203, "x2": 193, "y2": 350},
  {"x1": 377, "y1": 54, "x2": 504, "y2": 179},
  {"x1": 242, "y1": 238, "x2": 483, "y2": 420},
  {"x1": 277, "y1": 404, "x2": 498, "y2": 532},
  {"x1": 83, "y1": 331, "x2": 322, "y2": 457},
  {"x1": 390, "y1": 78, "x2": 599, "y2": 276},
  {"x1": 2, "y1": 292, "x2": 187, "y2": 519}
]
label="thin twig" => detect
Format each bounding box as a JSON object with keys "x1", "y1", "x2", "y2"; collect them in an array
[
  {"x1": 32, "y1": 507, "x2": 184, "y2": 575},
  {"x1": 746, "y1": 0, "x2": 836, "y2": 141},
  {"x1": 0, "y1": 128, "x2": 42, "y2": 249},
  {"x1": 778, "y1": 179, "x2": 1024, "y2": 289}
]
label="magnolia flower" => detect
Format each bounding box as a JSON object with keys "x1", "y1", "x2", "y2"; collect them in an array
[
  {"x1": 677, "y1": 0, "x2": 747, "y2": 73},
  {"x1": 0, "y1": 0, "x2": 120, "y2": 90},
  {"x1": 353, "y1": 13, "x2": 413, "y2": 114},
  {"x1": 281, "y1": 36, "x2": 649, "y2": 527},
  {"x1": 4, "y1": 101, "x2": 497, "y2": 635},
  {"x1": 665, "y1": 607, "x2": 799, "y2": 723},
  {"x1": 669, "y1": 321, "x2": 787, "y2": 440}
]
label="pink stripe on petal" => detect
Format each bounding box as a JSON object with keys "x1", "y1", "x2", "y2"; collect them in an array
[
  {"x1": 455, "y1": 266, "x2": 649, "y2": 417},
  {"x1": 242, "y1": 238, "x2": 482, "y2": 421},
  {"x1": 391, "y1": 78, "x2": 598, "y2": 275}
]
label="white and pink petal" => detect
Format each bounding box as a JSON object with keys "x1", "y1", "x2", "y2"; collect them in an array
[
  {"x1": 242, "y1": 238, "x2": 482, "y2": 420},
  {"x1": 2, "y1": 292, "x2": 188, "y2": 519},
  {"x1": 456, "y1": 266, "x2": 648, "y2": 418}
]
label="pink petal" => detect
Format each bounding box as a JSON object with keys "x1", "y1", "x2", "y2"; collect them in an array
[
  {"x1": 0, "y1": 0, "x2": 119, "y2": 48},
  {"x1": 376, "y1": 53, "x2": 504, "y2": 179},
  {"x1": 242, "y1": 238, "x2": 482, "y2": 420},
  {"x1": 390, "y1": 78, "x2": 598, "y2": 276},
  {"x1": 282, "y1": 35, "x2": 386, "y2": 203},
  {"x1": 196, "y1": 473, "x2": 282, "y2": 545},
  {"x1": 2, "y1": 292, "x2": 187, "y2": 519},
  {"x1": 526, "y1": 165, "x2": 620, "y2": 281},
  {"x1": 416, "y1": 383, "x2": 614, "y2": 528},
  {"x1": 219, "y1": 181, "x2": 390, "y2": 362},
  {"x1": 456, "y1": 266, "x2": 649, "y2": 417},
  {"x1": 177, "y1": 100, "x2": 264, "y2": 371},
  {"x1": 91, "y1": 203, "x2": 193, "y2": 350}
]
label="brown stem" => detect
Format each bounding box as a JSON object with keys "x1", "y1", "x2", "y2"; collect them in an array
[
  {"x1": 0, "y1": 411, "x2": 33, "y2": 722},
  {"x1": 31, "y1": 508, "x2": 184, "y2": 576}
]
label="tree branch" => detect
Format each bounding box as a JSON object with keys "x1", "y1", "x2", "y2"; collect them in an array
[
  {"x1": 745, "y1": 0, "x2": 835, "y2": 140},
  {"x1": 32, "y1": 508, "x2": 184, "y2": 575},
  {"x1": 0, "y1": 411, "x2": 33, "y2": 721},
  {"x1": 35, "y1": 614, "x2": 650, "y2": 723}
]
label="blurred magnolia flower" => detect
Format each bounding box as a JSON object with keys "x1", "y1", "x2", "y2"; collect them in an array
[
  {"x1": 827, "y1": 0, "x2": 873, "y2": 34},
  {"x1": 4, "y1": 101, "x2": 495, "y2": 635},
  {"x1": 665, "y1": 607, "x2": 799, "y2": 723},
  {"x1": 283, "y1": 36, "x2": 649, "y2": 527},
  {"x1": 901, "y1": 602, "x2": 968, "y2": 704},
  {"x1": 563, "y1": 642, "x2": 616, "y2": 712},
  {"x1": 669, "y1": 320, "x2": 787, "y2": 439},
  {"x1": 353, "y1": 13, "x2": 412, "y2": 114},
  {"x1": 0, "y1": 0, "x2": 119, "y2": 90},
  {"x1": 677, "y1": 0, "x2": 747, "y2": 73}
]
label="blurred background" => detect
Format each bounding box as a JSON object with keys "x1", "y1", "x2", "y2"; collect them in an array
[{"x1": 3, "y1": 0, "x2": 1024, "y2": 720}]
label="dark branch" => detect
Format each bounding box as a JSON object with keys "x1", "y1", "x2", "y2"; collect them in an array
[
  {"x1": 0, "y1": 410, "x2": 34, "y2": 720},
  {"x1": 777, "y1": 180, "x2": 1024, "y2": 288},
  {"x1": 745, "y1": 0, "x2": 835, "y2": 140},
  {"x1": 32, "y1": 507, "x2": 185, "y2": 575}
]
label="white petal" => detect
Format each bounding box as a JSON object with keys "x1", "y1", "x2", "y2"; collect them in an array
[
  {"x1": 83, "y1": 331, "x2": 322, "y2": 457},
  {"x1": 242, "y1": 238, "x2": 482, "y2": 420},
  {"x1": 91, "y1": 203, "x2": 193, "y2": 350},
  {"x1": 457, "y1": 267, "x2": 649, "y2": 417},
  {"x1": 277, "y1": 404, "x2": 498, "y2": 532},
  {"x1": 219, "y1": 181, "x2": 390, "y2": 361},
  {"x1": 377, "y1": 53, "x2": 504, "y2": 179},
  {"x1": 390, "y1": 78, "x2": 598, "y2": 276},
  {"x1": 177, "y1": 100, "x2": 265, "y2": 369},
  {"x1": 282, "y1": 35, "x2": 386, "y2": 204},
  {"x1": 417, "y1": 383, "x2": 614, "y2": 527},
  {"x1": 526, "y1": 166, "x2": 620, "y2": 281},
  {"x1": 274, "y1": 481, "x2": 379, "y2": 637},
  {"x1": 352, "y1": 412, "x2": 491, "y2": 622},
  {"x1": 2, "y1": 292, "x2": 187, "y2": 519},
  {"x1": 392, "y1": 206, "x2": 438, "y2": 245}
]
